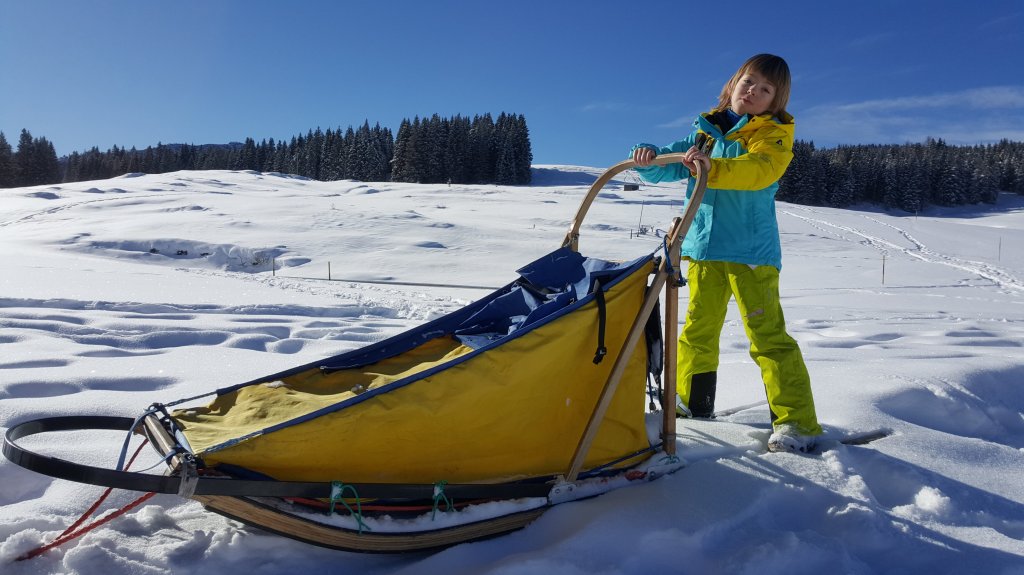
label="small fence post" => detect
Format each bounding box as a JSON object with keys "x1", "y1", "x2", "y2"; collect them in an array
[
  {"x1": 882, "y1": 254, "x2": 886, "y2": 285},
  {"x1": 328, "y1": 262, "x2": 332, "y2": 281}
]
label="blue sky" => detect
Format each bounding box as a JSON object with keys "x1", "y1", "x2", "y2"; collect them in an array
[{"x1": 2, "y1": 0, "x2": 1022, "y2": 168}]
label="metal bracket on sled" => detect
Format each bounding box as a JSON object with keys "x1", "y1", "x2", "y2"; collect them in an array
[
  {"x1": 176, "y1": 455, "x2": 200, "y2": 498},
  {"x1": 643, "y1": 455, "x2": 686, "y2": 482},
  {"x1": 547, "y1": 477, "x2": 579, "y2": 505}
]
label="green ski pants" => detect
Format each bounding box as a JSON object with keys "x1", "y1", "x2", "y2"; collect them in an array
[{"x1": 677, "y1": 260, "x2": 822, "y2": 435}]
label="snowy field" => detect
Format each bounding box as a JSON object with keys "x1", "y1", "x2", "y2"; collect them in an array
[{"x1": 1, "y1": 166, "x2": 1023, "y2": 574}]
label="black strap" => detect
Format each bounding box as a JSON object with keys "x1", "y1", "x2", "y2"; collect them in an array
[
  {"x1": 3, "y1": 416, "x2": 552, "y2": 500},
  {"x1": 592, "y1": 278, "x2": 607, "y2": 364}
]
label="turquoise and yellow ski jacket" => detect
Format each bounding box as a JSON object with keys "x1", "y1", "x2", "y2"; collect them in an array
[{"x1": 631, "y1": 110, "x2": 795, "y2": 270}]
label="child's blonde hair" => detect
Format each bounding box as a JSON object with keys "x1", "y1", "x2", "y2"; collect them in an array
[{"x1": 716, "y1": 54, "x2": 792, "y2": 121}]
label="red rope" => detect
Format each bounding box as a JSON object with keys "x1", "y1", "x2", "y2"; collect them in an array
[
  {"x1": 17, "y1": 491, "x2": 159, "y2": 561},
  {"x1": 17, "y1": 440, "x2": 156, "y2": 561}
]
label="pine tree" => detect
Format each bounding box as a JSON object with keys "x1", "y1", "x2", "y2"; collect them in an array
[
  {"x1": 254, "y1": 139, "x2": 268, "y2": 172},
  {"x1": 290, "y1": 133, "x2": 306, "y2": 176},
  {"x1": 494, "y1": 131, "x2": 517, "y2": 185},
  {"x1": 424, "y1": 114, "x2": 447, "y2": 183},
  {"x1": 779, "y1": 140, "x2": 819, "y2": 203},
  {"x1": 490, "y1": 113, "x2": 532, "y2": 185},
  {"x1": 368, "y1": 123, "x2": 392, "y2": 181},
  {"x1": 238, "y1": 138, "x2": 259, "y2": 171},
  {"x1": 0, "y1": 132, "x2": 15, "y2": 188},
  {"x1": 825, "y1": 150, "x2": 854, "y2": 207},
  {"x1": 40, "y1": 139, "x2": 60, "y2": 183},
  {"x1": 880, "y1": 155, "x2": 902, "y2": 209},
  {"x1": 376, "y1": 124, "x2": 394, "y2": 181},
  {"x1": 411, "y1": 117, "x2": 431, "y2": 183},
  {"x1": 126, "y1": 147, "x2": 140, "y2": 174},
  {"x1": 303, "y1": 129, "x2": 324, "y2": 179},
  {"x1": 445, "y1": 115, "x2": 471, "y2": 184},
  {"x1": 469, "y1": 113, "x2": 496, "y2": 183},
  {"x1": 337, "y1": 126, "x2": 353, "y2": 179},
  {"x1": 348, "y1": 121, "x2": 377, "y2": 181},
  {"x1": 268, "y1": 141, "x2": 282, "y2": 173},
  {"x1": 516, "y1": 114, "x2": 533, "y2": 184},
  {"x1": 784, "y1": 141, "x2": 827, "y2": 205},
  {"x1": 899, "y1": 163, "x2": 926, "y2": 214},
  {"x1": 391, "y1": 119, "x2": 414, "y2": 182},
  {"x1": 1012, "y1": 161, "x2": 1024, "y2": 196},
  {"x1": 13, "y1": 129, "x2": 60, "y2": 186},
  {"x1": 318, "y1": 130, "x2": 336, "y2": 180},
  {"x1": 972, "y1": 159, "x2": 999, "y2": 204},
  {"x1": 494, "y1": 113, "x2": 516, "y2": 185},
  {"x1": 13, "y1": 129, "x2": 33, "y2": 186},
  {"x1": 932, "y1": 157, "x2": 961, "y2": 207}
]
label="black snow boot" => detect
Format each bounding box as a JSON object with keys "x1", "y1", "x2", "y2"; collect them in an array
[{"x1": 687, "y1": 371, "x2": 717, "y2": 418}]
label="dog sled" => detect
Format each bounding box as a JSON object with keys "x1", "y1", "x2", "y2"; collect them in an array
[{"x1": 4, "y1": 153, "x2": 706, "y2": 553}]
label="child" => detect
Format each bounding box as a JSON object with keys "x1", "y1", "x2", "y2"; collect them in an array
[{"x1": 630, "y1": 53, "x2": 822, "y2": 453}]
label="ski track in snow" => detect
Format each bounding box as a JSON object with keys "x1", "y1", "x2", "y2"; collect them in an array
[
  {"x1": 780, "y1": 205, "x2": 1024, "y2": 293},
  {"x1": 0, "y1": 295, "x2": 428, "y2": 404},
  {"x1": 0, "y1": 190, "x2": 196, "y2": 229}
]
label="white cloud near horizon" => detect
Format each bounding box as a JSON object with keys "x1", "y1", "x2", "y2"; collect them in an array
[
  {"x1": 656, "y1": 116, "x2": 694, "y2": 129},
  {"x1": 847, "y1": 32, "x2": 897, "y2": 50},
  {"x1": 797, "y1": 86, "x2": 1024, "y2": 146},
  {"x1": 629, "y1": 87, "x2": 1024, "y2": 147},
  {"x1": 979, "y1": 11, "x2": 1023, "y2": 29},
  {"x1": 831, "y1": 86, "x2": 1024, "y2": 112},
  {"x1": 580, "y1": 101, "x2": 631, "y2": 113}
]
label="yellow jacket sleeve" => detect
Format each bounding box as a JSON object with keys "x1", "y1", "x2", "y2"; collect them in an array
[{"x1": 708, "y1": 121, "x2": 794, "y2": 191}]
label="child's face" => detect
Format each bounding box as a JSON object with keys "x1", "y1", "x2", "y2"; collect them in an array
[{"x1": 730, "y1": 70, "x2": 776, "y2": 116}]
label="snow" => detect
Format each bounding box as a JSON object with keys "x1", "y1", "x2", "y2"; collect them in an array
[{"x1": 2, "y1": 167, "x2": 1024, "y2": 574}]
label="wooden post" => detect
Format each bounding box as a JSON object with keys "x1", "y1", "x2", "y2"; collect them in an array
[
  {"x1": 882, "y1": 254, "x2": 886, "y2": 285},
  {"x1": 272, "y1": 258, "x2": 276, "y2": 277},
  {"x1": 328, "y1": 261, "x2": 332, "y2": 281},
  {"x1": 661, "y1": 219, "x2": 683, "y2": 456}
]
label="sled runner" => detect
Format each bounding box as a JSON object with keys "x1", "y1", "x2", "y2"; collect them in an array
[{"x1": 4, "y1": 153, "x2": 705, "y2": 554}]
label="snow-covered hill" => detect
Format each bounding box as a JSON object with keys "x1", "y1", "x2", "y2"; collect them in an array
[{"x1": 2, "y1": 168, "x2": 1023, "y2": 574}]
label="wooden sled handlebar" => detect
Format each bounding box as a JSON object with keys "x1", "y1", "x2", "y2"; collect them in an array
[{"x1": 561, "y1": 152, "x2": 694, "y2": 252}]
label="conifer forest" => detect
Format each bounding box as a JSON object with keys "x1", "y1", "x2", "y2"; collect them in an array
[
  {"x1": 0, "y1": 112, "x2": 532, "y2": 189},
  {"x1": 2, "y1": 116, "x2": 1023, "y2": 212}
]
